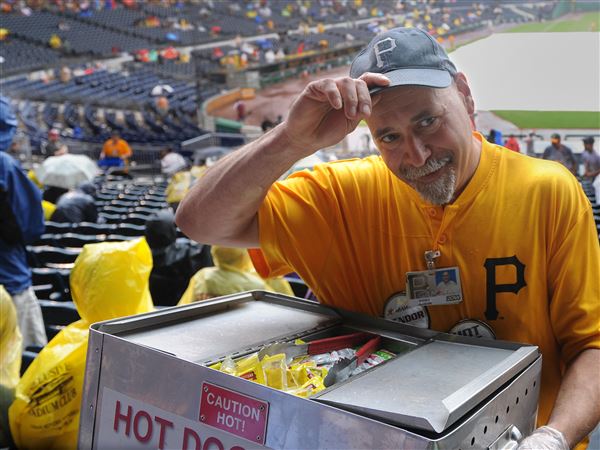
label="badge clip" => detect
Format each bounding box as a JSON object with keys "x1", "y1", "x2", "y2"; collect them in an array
[{"x1": 424, "y1": 250, "x2": 441, "y2": 270}]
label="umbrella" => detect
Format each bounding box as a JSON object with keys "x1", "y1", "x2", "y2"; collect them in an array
[
  {"x1": 36, "y1": 154, "x2": 98, "y2": 190},
  {"x1": 151, "y1": 84, "x2": 174, "y2": 96}
]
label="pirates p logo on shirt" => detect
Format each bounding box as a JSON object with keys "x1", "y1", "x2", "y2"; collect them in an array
[{"x1": 383, "y1": 292, "x2": 430, "y2": 328}]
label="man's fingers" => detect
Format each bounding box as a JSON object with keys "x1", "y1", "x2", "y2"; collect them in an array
[
  {"x1": 307, "y1": 79, "x2": 342, "y2": 109},
  {"x1": 359, "y1": 72, "x2": 391, "y2": 88},
  {"x1": 336, "y1": 78, "x2": 359, "y2": 119},
  {"x1": 355, "y1": 79, "x2": 371, "y2": 117}
]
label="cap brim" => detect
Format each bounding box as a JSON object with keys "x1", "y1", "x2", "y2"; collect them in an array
[{"x1": 369, "y1": 68, "x2": 453, "y2": 94}]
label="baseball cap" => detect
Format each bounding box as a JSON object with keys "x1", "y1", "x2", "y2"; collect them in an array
[
  {"x1": 350, "y1": 27, "x2": 458, "y2": 94},
  {"x1": 582, "y1": 136, "x2": 595, "y2": 144},
  {"x1": 551, "y1": 133, "x2": 561, "y2": 140}
]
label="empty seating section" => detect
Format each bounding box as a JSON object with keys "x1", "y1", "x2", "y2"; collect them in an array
[
  {"x1": 1, "y1": 11, "x2": 149, "y2": 57},
  {"x1": 25, "y1": 177, "x2": 169, "y2": 344}
]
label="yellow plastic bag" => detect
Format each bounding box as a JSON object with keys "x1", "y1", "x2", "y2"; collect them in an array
[
  {"x1": 166, "y1": 170, "x2": 192, "y2": 204},
  {"x1": 0, "y1": 285, "x2": 22, "y2": 390},
  {"x1": 42, "y1": 200, "x2": 56, "y2": 220},
  {"x1": 9, "y1": 238, "x2": 154, "y2": 449}
]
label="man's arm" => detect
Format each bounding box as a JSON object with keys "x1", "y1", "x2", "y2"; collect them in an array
[
  {"x1": 547, "y1": 348, "x2": 600, "y2": 447},
  {"x1": 175, "y1": 73, "x2": 389, "y2": 247}
]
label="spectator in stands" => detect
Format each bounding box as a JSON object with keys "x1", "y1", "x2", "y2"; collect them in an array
[
  {"x1": 177, "y1": 27, "x2": 599, "y2": 449},
  {"x1": 9, "y1": 238, "x2": 154, "y2": 449},
  {"x1": 504, "y1": 134, "x2": 520, "y2": 152},
  {"x1": 50, "y1": 182, "x2": 98, "y2": 224},
  {"x1": 99, "y1": 131, "x2": 132, "y2": 170},
  {"x1": 177, "y1": 246, "x2": 292, "y2": 304},
  {"x1": 145, "y1": 209, "x2": 212, "y2": 306},
  {"x1": 0, "y1": 285, "x2": 21, "y2": 449},
  {"x1": 543, "y1": 133, "x2": 577, "y2": 175},
  {"x1": 0, "y1": 97, "x2": 16, "y2": 154},
  {"x1": 159, "y1": 147, "x2": 187, "y2": 176},
  {"x1": 234, "y1": 100, "x2": 247, "y2": 121},
  {"x1": 0, "y1": 153, "x2": 47, "y2": 350},
  {"x1": 525, "y1": 131, "x2": 537, "y2": 156},
  {"x1": 48, "y1": 34, "x2": 61, "y2": 49},
  {"x1": 43, "y1": 128, "x2": 68, "y2": 157},
  {"x1": 582, "y1": 136, "x2": 600, "y2": 181}
]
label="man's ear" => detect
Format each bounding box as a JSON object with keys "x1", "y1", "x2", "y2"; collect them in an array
[{"x1": 454, "y1": 72, "x2": 475, "y2": 119}]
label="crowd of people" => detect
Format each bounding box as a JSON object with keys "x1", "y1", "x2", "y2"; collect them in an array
[{"x1": 0, "y1": 93, "x2": 296, "y2": 447}]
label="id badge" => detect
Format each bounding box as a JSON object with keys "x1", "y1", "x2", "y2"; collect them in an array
[{"x1": 405, "y1": 266, "x2": 463, "y2": 307}]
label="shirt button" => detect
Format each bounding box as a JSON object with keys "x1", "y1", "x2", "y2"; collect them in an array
[
  {"x1": 428, "y1": 208, "x2": 437, "y2": 217},
  {"x1": 438, "y1": 234, "x2": 447, "y2": 244}
]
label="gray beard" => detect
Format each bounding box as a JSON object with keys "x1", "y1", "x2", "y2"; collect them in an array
[{"x1": 399, "y1": 157, "x2": 457, "y2": 205}]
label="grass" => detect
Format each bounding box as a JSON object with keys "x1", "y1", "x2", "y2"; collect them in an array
[
  {"x1": 490, "y1": 111, "x2": 600, "y2": 129},
  {"x1": 504, "y1": 11, "x2": 600, "y2": 33}
]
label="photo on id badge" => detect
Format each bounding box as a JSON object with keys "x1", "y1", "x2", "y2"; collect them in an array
[{"x1": 406, "y1": 267, "x2": 462, "y2": 306}]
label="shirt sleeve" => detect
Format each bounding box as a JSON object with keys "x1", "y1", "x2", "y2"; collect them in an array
[
  {"x1": 249, "y1": 167, "x2": 337, "y2": 279},
  {"x1": 547, "y1": 182, "x2": 600, "y2": 366}
]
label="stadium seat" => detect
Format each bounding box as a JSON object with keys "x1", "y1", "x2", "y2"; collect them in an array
[
  {"x1": 115, "y1": 223, "x2": 146, "y2": 236},
  {"x1": 106, "y1": 234, "x2": 137, "y2": 242},
  {"x1": 74, "y1": 222, "x2": 116, "y2": 235},
  {"x1": 54, "y1": 233, "x2": 104, "y2": 248},
  {"x1": 125, "y1": 213, "x2": 152, "y2": 226},
  {"x1": 27, "y1": 246, "x2": 80, "y2": 268},
  {"x1": 45, "y1": 221, "x2": 72, "y2": 234},
  {"x1": 39, "y1": 300, "x2": 81, "y2": 339}
]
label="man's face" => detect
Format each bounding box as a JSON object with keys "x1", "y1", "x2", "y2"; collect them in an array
[
  {"x1": 442, "y1": 272, "x2": 450, "y2": 283},
  {"x1": 551, "y1": 138, "x2": 561, "y2": 148},
  {"x1": 366, "y1": 77, "x2": 478, "y2": 205},
  {"x1": 584, "y1": 142, "x2": 593, "y2": 152}
]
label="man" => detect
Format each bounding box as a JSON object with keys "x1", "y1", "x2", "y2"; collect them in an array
[
  {"x1": 99, "y1": 131, "x2": 132, "y2": 169},
  {"x1": 43, "y1": 129, "x2": 68, "y2": 157},
  {"x1": 50, "y1": 182, "x2": 98, "y2": 224},
  {"x1": 0, "y1": 153, "x2": 47, "y2": 349},
  {"x1": 543, "y1": 133, "x2": 577, "y2": 175},
  {"x1": 582, "y1": 136, "x2": 600, "y2": 206},
  {"x1": 504, "y1": 134, "x2": 520, "y2": 152},
  {"x1": 176, "y1": 27, "x2": 599, "y2": 449},
  {"x1": 582, "y1": 136, "x2": 600, "y2": 181},
  {"x1": 436, "y1": 270, "x2": 458, "y2": 295}
]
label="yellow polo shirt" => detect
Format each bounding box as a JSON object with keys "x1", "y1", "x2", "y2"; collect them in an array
[{"x1": 250, "y1": 133, "x2": 600, "y2": 441}]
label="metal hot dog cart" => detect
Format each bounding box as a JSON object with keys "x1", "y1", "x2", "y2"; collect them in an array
[{"x1": 79, "y1": 291, "x2": 541, "y2": 449}]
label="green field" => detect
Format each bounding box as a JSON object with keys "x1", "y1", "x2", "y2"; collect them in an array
[
  {"x1": 491, "y1": 111, "x2": 600, "y2": 129},
  {"x1": 504, "y1": 11, "x2": 599, "y2": 33}
]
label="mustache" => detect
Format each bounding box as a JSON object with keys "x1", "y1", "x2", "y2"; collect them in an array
[{"x1": 399, "y1": 156, "x2": 452, "y2": 181}]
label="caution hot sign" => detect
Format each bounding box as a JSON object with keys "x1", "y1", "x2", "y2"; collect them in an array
[{"x1": 199, "y1": 382, "x2": 269, "y2": 445}]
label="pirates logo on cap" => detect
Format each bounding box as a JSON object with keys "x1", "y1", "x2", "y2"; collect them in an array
[
  {"x1": 383, "y1": 292, "x2": 430, "y2": 328},
  {"x1": 449, "y1": 319, "x2": 496, "y2": 339},
  {"x1": 373, "y1": 37, "x2": 396, "y2": 68}
]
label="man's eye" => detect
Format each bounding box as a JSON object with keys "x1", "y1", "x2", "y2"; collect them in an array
[
  {"x1": 381, "y1": 134, "x2": 398, "y2": 144},
  {"x1": 419, "y1": 117, "x2": 437, "y2": 128}
]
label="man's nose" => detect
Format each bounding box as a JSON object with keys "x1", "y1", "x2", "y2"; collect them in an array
[{"x1": 403, "y1": 135, "x2": 431, "y2": 167}]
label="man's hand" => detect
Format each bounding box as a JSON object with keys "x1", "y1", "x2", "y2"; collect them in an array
[
  {"x1": 517, "y1": 426, "x2": 569, "y2": 450},
  {"x1": 281, "y1": 73, "x2": 390, "y2": 157}
]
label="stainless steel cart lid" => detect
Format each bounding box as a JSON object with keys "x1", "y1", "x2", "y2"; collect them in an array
[
  {"x1": 315, "y1": 339, "x2": 537, "y2": 433},
  {"x1": 105, "y1": 294, "x2": 341, "y2": 364}
]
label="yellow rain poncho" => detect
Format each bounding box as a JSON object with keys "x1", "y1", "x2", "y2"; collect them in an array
[
  {"x1": 178, "y1": 246, "x2": 293, "y2": 304},
  {"x1": 0, "y1": 285, "x2": 21, "y2": 447},
  {"x1": 0, "y1": 285, "x2": 22, "y2": 390},
  {"x1": 9, "y1": 238, "x2": 154, "y2": 449}
]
